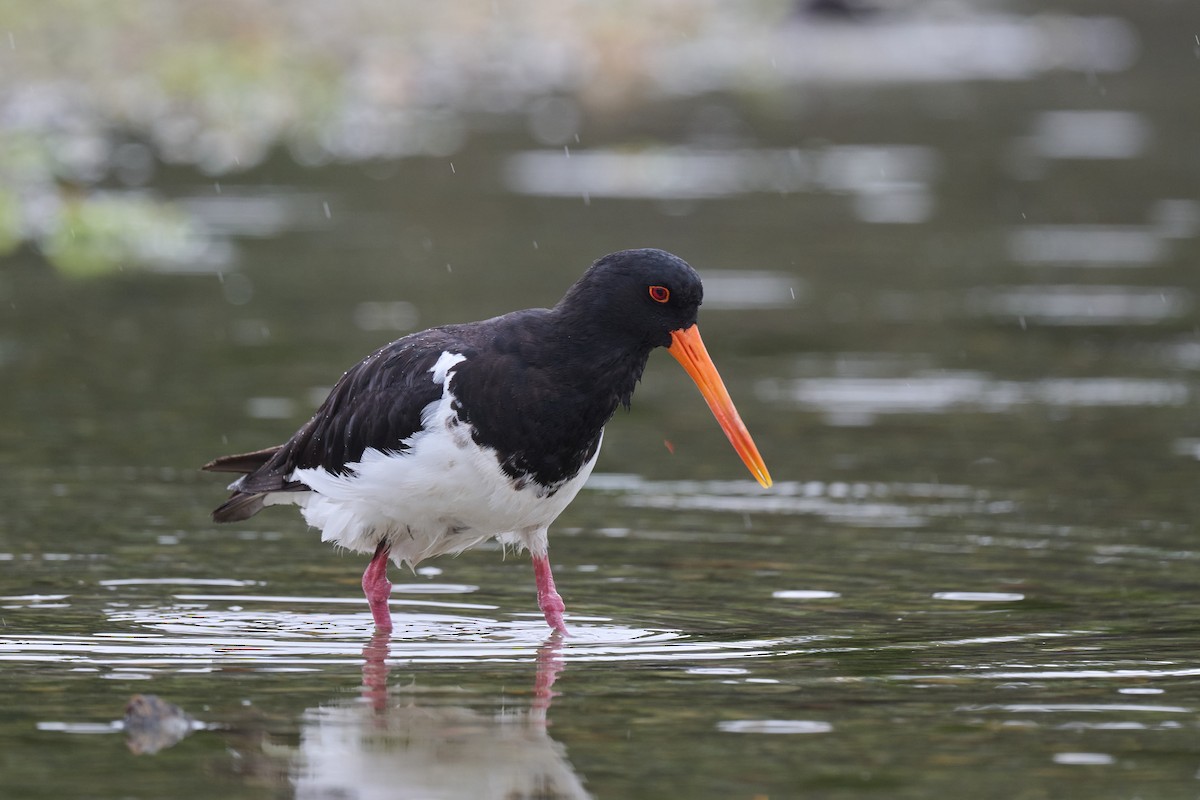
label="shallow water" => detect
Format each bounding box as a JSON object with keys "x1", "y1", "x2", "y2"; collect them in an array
[{"x1": 3, "y1": 2, "x2": 1200, "y2": 798}]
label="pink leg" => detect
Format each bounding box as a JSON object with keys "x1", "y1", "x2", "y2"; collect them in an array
[
  {"x1": 362, "y1": 541, "x2": 393, "y2": 632},
  {"x1": 532, "y1": 553, "x2": 568, "y2": 634}
]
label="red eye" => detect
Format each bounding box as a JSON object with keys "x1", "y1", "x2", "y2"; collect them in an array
[{"x1": 649, "y1": 285, "x2": 670, "y2": 303}]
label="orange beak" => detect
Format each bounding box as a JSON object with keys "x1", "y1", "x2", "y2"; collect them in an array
[{"x1": 667, "y1": 325, "x2": 773, "y2": 488}]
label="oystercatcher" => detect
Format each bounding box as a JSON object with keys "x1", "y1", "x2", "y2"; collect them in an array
[{"x1": 204, "y1": 248, "x2": 772, "y2": 633}]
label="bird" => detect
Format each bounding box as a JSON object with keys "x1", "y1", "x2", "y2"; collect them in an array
[{"x1": 203, "y1": 248, "x2": 772, "y2": 634}]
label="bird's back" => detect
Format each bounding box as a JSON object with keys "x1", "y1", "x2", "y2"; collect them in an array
[
  {"x1": 204, "y1": 306, "x2": 633, "y2": 523},
  {"x1": 205, "y1": 325, "x2": 468, "y2": 521}
]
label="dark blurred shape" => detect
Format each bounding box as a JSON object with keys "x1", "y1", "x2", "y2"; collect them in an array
[
  {"x1": 803, "y1": 0, "x2": 879, "y2": 20},
  {"x1": 124, "y1": 694, "x2": 198, "y2": 755}
]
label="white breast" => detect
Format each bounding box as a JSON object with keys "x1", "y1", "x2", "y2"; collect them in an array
[{"x1": 285, "y1": 351, "x2": 600, "y2": 567}]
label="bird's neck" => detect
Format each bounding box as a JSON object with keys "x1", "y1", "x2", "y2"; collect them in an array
[
  {"x1": 546, "y1": 309, "x2": 653, "y2": 412},
  {"x1": 446, "y1": 308, "x2": 654, "y2": 489}
]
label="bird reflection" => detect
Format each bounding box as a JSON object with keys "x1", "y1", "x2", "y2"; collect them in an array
[{"x1": 291, "y1": 632, "x2": 588, "y2": 800}]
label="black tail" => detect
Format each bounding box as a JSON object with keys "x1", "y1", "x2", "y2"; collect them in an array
[
  {"x1": 203, "y1": 444, "x2": 290, "y2": 523},
  {"x1": 201, "y1": 445, "x2": 282, "y2": 475},
  {"x1": 211, "y1": 491, "x2": 269, "y2": 523}
]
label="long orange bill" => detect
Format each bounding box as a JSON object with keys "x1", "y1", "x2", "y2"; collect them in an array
[{"x1": 667, "y1": 325, "x2": 773, "y2": 488}]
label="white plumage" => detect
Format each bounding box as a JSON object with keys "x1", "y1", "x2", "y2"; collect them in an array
[{"x1": 265, "y1": 350, "x2": 600, "y2": 568}]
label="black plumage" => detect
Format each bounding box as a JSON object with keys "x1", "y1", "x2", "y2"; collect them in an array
[
  {"x1": 204, "y1": 248, "x2": 769, "y2": 633},
  {"x1": 207, "y1": 249, "x2": 702, "y2": 515}
]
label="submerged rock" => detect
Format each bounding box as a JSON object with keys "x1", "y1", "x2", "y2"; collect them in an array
[{"x1": 124, "y1": 694, "x2": 198, "y2": 755}]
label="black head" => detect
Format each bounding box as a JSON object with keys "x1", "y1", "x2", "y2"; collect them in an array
[{"x1": 556, "y1": 248, "x2": 704, "y2": 349}]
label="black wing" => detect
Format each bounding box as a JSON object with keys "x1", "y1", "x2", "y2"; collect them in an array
[{"x1": 205, "y1": 328, "x2": 471, "y2": 522}]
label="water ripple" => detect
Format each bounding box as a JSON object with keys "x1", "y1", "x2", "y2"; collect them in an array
[
  {"x1": 0, "y1": 594, "x2": 804, "y2": 672},
  {"x1": 587, "y1": 473, "x2": 1010, "y2": 527}
]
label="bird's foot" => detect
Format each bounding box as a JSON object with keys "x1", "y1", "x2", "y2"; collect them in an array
[
  {"x1": 367, "y1": 592, "x2": 393, "y2": 632},
  {"x1": 532, "y1": 553, "x2": 570, "y2": 635},
  {"x1": 363, "y1": 542, "x2": 394, "y2": 632},
  {"x1": 539, "y1": 589, "x2": 568, "y2": 635}
]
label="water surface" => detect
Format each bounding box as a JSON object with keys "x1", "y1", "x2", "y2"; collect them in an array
[{"x1": 2, "y1": 2, "x2": 1200, "y2": 798}]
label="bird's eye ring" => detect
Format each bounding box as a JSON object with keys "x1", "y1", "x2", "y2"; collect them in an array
[{"x1": 648, "y1": 285, "x2": 670, "y2": 304}]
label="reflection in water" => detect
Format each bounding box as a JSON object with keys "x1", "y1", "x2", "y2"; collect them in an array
[
  {"x1": 717, "y1": 719, "x2": 832, "y2": 735},
  {"x1": 968, "y1": 286, "x2": 1192, "y2": 325},
  {"x1": 505, "y1": 145, "x2": 937, "y2": 223},
  {"x1": 1172, "y1": 438, "x2": 1200, "y2": 461},
  {"x1": 759, "y1": 370, "x2": 1189, "y2": 425},
  {"x1": 1006, "y1": 226, "x2": 1167, "y2": 266},
  {"x1": 692, "y1": 270, "x2": 801, "y2": 310},
  {"x1": 293, "y1": 633, "x2": 588, "y2": 800},
  {"x1": 931, "y1": 591, "x2": 1024, "y2": 603},
  {"x1": 1026, "y1": 110, "x2": 1151, "y2": 160},
  {"x1": 20, "y1": 586, "x2": 1200, "y2": 795},
  {"x1": 1150, "y1": 198, "x2": 1200, "y2": 239},
  {"x1": 1053, "y1": 752, "x2": 1116, "y2": 765},
  {"x1": 38, "y1": 694, "x2": 205, "y2": 754},
  {"x1": 772, "y1": 589, "x2": 841, "y2": 600},
  {"x1": 588, "y1": 472, "x2": 1007, "y2": 528},
  {"x1": 958, "y1": 702, "x2": 1192, "y2": 716},
  {"x1": 176, "y1": 189, "x2": 334, "y2": 238},
  {"x1": 34, "y1": 629, "x2": 589, "y2": 797},
  {"x1": 0, "y1": 593, "x2": 71, "y2": 609}
]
